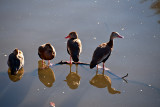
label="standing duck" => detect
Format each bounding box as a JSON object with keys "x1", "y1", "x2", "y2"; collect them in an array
[
  {"x1": 65, "y1": 32, "x2": 82, "y2": 64},
  {"x1": 38, "y1": 43, "x2": 56, "y2": 68},
  {"x1": 7, "y1": 48, "x2": 24, "y2": 75},
  {"x1": 90, "y1": 32, "x2": 123, "y2": 74}
]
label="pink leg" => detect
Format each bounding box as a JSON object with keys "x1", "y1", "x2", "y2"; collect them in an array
[
  {"x1": 102, "y1": 62, "x2": 105, "y2": 75},
  {"x1": 48, "y1": 60, "x2": 50, "y2": 67},
  {"x1": 70, "y1": 55, "x2": 72, "y2": 65},
  {"x1": 96, "y1": 64, "x2": 98, "y2": 75}
]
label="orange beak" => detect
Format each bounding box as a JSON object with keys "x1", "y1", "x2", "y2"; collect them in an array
[{"x1": 65, "y1": 35, "x2": 71, "y2": 39}]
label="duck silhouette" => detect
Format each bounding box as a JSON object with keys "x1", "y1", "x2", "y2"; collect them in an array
[
  {"x1": 38, "y1": 60, "x2": 55, "y2": 87},
  {"x1": 64, "y1": 64, "x2": 81, "y2": 89},
  {"x1": 65, "y1": 32, "x2": 82, "y2": 64},
  {"x1": 7, "y1": 48, "x2": 24, "y2": 75},
  {"x1": 90, "y1": 72, "x2": 121, "y2": 94},
  {"x1": 8, "y1": 67, "x2": 24, "y2": 82},
  {"x1": 90, "y1": 32, "x2": 123, "y2": 74},
  {"x1": 38, "y1": 43, "x2": 56, "y2": 68}
]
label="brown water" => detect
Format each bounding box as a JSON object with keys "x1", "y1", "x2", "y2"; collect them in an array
[{"x1": 0, "y1": 0, "x2": 160, "y2": 107}]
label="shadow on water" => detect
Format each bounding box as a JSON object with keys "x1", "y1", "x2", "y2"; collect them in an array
[
  {"x1": 8, "y1": 67, "x2": 24, "y2": 82},
  {"x1": 38, "y1": 60, "x2": 55, "y2": 87},
  {"x1": 141, "y1": 0, "x2": 160, "y2": 23},
  {"x1": 64, "y1": 64, "x2": 81, "y2": 90}
]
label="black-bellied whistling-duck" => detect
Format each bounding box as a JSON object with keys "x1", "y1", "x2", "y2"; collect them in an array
[
  {"x1": 90, "y1": 32, "x2": 123, "y2": 74},
  {"x1": 38, "y1": 43, "x2": 56, "y2": 68},
  {"x1": 7, "y1": 48, "x2": 24, "y2": 75},
  {"x1": 65, "y1": 32, "x2": 82, "y2": 64}
]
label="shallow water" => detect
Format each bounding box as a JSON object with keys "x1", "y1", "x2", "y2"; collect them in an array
[{"x1": 0, "y1": 0, "x2": 160, "y2": 107}]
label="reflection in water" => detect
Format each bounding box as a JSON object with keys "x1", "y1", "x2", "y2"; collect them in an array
[
  {"x1": 141, "y1": 0, "x2": 160, "y2": 23},
  {"x1": 38, "y1": 60, "x2": 55, "y2": 87},
  {"x1": 8, "y1": 67, "x2": 24, "y2": 82},
  {"x1": 90, "y1": 73, "x2": 121, "y2": 94},
  {"x1": 64, "y1": 64, "x2": 81, "y2": 89}
]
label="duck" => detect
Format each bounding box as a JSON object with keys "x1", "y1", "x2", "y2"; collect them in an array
[
  {"x1": 90, "y1": 32, "x2": 123, "y2": 74},
  {"x1": 38, "y1": 43, "x2": 56, "y2": 68},
  {"x1": 7, "y1": 48, "x2": 24, "y2": 75},
  {"x1": 65, "y1": 32, "x2": 82, "y2": 64}
]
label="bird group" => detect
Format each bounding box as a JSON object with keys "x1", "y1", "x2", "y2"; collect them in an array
[{"x1": 7, "y1": 32, "x2": 123, "y2": 75}]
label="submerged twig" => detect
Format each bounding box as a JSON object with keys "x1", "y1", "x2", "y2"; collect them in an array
[
  {"x1": 56, "y1": 60, "x2": 90, "y2": 65},
  {"x1": 121, "y1": 73, "x2": 128, "y2": 83}
]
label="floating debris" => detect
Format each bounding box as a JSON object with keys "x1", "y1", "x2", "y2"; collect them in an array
[
  {"x1": 62, "y1": 92, "x2": 64, "y2": 94},
  {"x1": 94, "y1": 1, "x2": 97, "y2": 3},
  {"x1": 37, "y1": 89, "x2": 39, "y2": 91},
  {"x1": 153, "y1": 35, "x2": 156, "y2": 38},
  {"x1": 121, "y1": 28, "x2": 125, "y2": 31},
  {"x1": 140, "y1": 89, "x2": 143, "y2": 92},
  {"x1": 148, "y1": 84, "x2": 151, "y2": 87},
  {"x1": 93, "y1": 37, "x2": 96, "y2": 40},
  {"x1": 4, "y1": 54, "x2": 7, "y2": 57},
  {"x1": 97, "y1": 22, "x2": 100, "y2": 24},
  {"x1": 50, "y1": 102, "x2": 55, "y2": 107}
]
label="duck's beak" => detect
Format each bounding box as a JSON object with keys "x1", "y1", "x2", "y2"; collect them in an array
[
  {"x1": 65, "y1": 35, "x2": 71, "y2": 39},
  {"x1": 117, "y1": 35, "x2": 124, "y2": 38}
]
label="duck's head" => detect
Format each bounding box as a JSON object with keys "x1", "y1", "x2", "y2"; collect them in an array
[
  {"x1": 13, "y1": 48, "x2": 23, "y2": 56},
  {"x1": 110, "y1": 32, "x2": 124, "y2": 40},
  {"x1": 65, "y1": 32, "x2": 78, "y2": 39}
]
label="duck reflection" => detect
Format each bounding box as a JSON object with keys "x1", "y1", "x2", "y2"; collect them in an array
[
  {"x1": 90, "y1": 72, "x2": 121, "y2": 94},
  {"x1": 8, "y1": 67, "x2": 24, "y2": 82},
  {"x1": 141, "y1": 0, "x2": 160, "y2": 23},
  {"x1": 64, "y1": 64, "x2": 81, "y2": 89},
  {"x1": 38, "y1": 60, "x2": 55, "y2": 87}
]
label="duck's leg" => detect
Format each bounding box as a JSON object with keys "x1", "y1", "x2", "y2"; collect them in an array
[
  {"x1": 102, "y1": 62, "x2": 105, "y2": 75},
  {"x1": 96, "y1": 64, "x2": 98, "y2": 75},
  {"x1": 48, "y1": 60, "x2": 50, "y2": 67},
  {"x1": 70, "y1": 55, "x2": 72, "y2": 65},
  {"x1": 48, "y1": 60, "x2": 53, "y2": 67}
]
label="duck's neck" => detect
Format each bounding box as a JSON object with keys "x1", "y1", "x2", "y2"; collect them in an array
[{"x1": 107, "y1": 38, "x2": 113, "y2": 48}]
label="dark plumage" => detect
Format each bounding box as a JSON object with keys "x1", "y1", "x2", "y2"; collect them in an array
[
  {"x1": 7, "y1": 48, "x2": 24, "y2": 75},
  {"x1": 38, "y1": 43, "x2": 56, "y2": 67},
  {"x1": 65, "y1": 32, "x2": 82, "y2": 63},
  {"x1": 90, "y1": 32, "x2": 123, "y2": 73}
]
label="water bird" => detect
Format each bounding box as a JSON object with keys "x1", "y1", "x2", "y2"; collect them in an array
[
  {"x1": 65, "y1": 32, "x2": 82, "y2": 64},
  {"x1": 7, "y1": 48, "x2": 24, "y2": 75},
  {"x1": 38, "y1": 43, "x2": 56, "y2": 68},
  {"x1": 90, "y1": 32, "x2": 123, "y2": 74}
]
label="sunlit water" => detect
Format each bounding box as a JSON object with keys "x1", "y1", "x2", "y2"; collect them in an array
[{"x1": 0, "y1": 0, "x2": 160, "y2": 107}]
